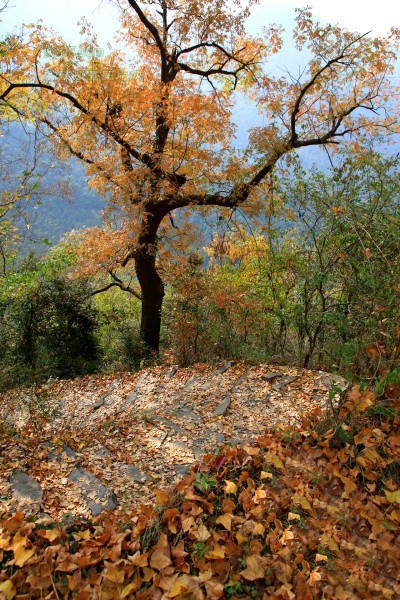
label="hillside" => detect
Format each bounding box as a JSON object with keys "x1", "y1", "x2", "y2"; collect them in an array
[{"x1": 1, "y1": 362, "x2": 399, "y2": 598}]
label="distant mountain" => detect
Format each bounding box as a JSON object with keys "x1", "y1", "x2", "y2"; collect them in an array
[
  {"x1": 2, "y1": 104, "x2": 399, "y2": 253},
  {"x1": 0, "y1": 123, "x2": 103, "y2": 251}
]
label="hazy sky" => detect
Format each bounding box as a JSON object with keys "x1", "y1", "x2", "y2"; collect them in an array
[{"x1": 2, "y1": 0, "x2": 400, "y2": 46}]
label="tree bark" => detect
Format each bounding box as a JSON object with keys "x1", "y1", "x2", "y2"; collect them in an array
[{"x1": 134, "y1": 210, "x2": 164, "y2": 355}]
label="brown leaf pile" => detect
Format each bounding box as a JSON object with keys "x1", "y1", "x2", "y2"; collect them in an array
[{"x1": 1, "y1": 383, "x2": 400, "y2": 599}]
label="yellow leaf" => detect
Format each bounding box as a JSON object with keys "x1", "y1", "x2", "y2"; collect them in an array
[
  {"x1": 315, "y1": 553, "x2": 328, "y2": 562},
  {"x1": 150, "y1": 532, "x2": 171, "y2": 570},
  {"x1": 236, "y1": 532, "x2": 247, "y2": 544},
  {"x1": 320, "y1": 534, "x2": 339, "y2": 553},
  {"x1": 224, "y1": 480, "x2": 238, "y2": 495},
  {"x1": 121, "y1": 583, "x2": 137, "y2": 598},
  {"x1": 206, "y1": 545, "x2": 225, "y2": 560},
  {"x1": 254, "y1": 488, "x2": 267, "y2": 504},
  {"x1": 216, "y1": 514, "x2": 232, "y2": 531},
  {"x1": 13, "y1": 543, "x2": 35, "y2": 567},
  {"x1": 288, "y1": 512, "x2": 300, "y2": 521},
  {"x1": 204, "y1": 580, "x2": 224, "y2": 599},
  {"x1": 0, "y1": 534, "x2": 11, "y2": 551},
  {"x1": 252, "y1": 522, "x2": 265, "y2": 536},
  {"x1": 167, "y1": 580, "x2": 187, "y2": 597},
  {"x1": 272, "y1": 454, "x2": 284, "y2": 469},
  {"x1": 128, "y1": 551, "x2": 149, "y2": 567},
  {"x1": 0, "y1": 580, "x2": 16, "y2": 600},
  {"x1": 293, "y1": 494, "x2": 312, "y2": 511},
  {"x1": 150, "y1": 548, "x2": 171, "y2": 570},
  {"x1": 43, "y1": 528, "x2": 60, "y2": 542},
  {"x1": 261, "y1": 471, "x2": 273, "y2": 479},
  {"x1": 309, "y1": 570, "x2": 321, "y2": 584},
  {"x1": 154, "y1": 488, "x2": 170, "y2": 506},
  {"x1": 196, "y1": 524, "x2": 211, "y2": 542},
  {"x1": 384, "y1": 489, "x2": 400, "y2": 504},
  {"x1": 281, "y1": 529, "x2": 295, "y2": 545}
]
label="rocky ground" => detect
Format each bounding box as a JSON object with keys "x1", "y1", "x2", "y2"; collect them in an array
[{"x1": 0, "y1": 362, "x2": 347, "y2": 522}]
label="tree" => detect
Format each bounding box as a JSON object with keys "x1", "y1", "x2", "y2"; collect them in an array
[{"x1": 0, "y1": 1, "x2": 398, "y2": 354}]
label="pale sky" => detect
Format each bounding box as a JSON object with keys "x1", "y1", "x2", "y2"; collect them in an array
[{"x1": 1, "y1": 0, "x2": 400, "y2": 45}]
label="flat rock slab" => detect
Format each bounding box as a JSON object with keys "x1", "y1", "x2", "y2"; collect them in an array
[
  {"x1": 215, "y1": 361, "x2": 235, "y2": 375},
  {"x1": 91, "y1": 443, "x2": 113, "y2": 459},
  {"x1": 193, "y1": 432, "x2": 225, "y2": 448},
  {"x1": 172, "y1": 406, "x2": 203, "y2": 422},
  {"x1": 149, "y1": 415, "x2": 184, "y2": 433},
  {"x1": 182, "y1": 376, "x2": 200, "y2": 390},
  {"x1": 124, "y1": 464, "x2": 152, "y2": 484},
  {"x1": 125, "y1": 391, "x2": 139, "y2": 405},
  {"x1": 9, "y1": 470, "x2": 43, "y2": 504},
  {"x1": 272, "y1": 375, "x2": 299, "y2": 390},
  {"x1": 173, "y1": 464, "x2": 193, "y2": 476},
  {"x1": 154, "y1": 385, "x2": 165, "y2": 394},
  {"x1": 316, "y1": 371, "x2": 348, "y2": 391},
  {"x1": 231, "y1": 370, "x2": 251, "y2": 392},
  {"x1": 165, "y1": 367, "x2": 178, "y2": 378},
  {"x1": 68, "y1": 467, "x2": 117, "y2": 516},
  {"x1": 93, "y1": 397, "x2": 105, "y2": 410},
  {"x1": 42, "y1": 442, "x2": 76, "y2": 462},
  {"x1": 214, "y1": 396, "x2": 231, "y2": 416},
  {"x1": 262, "y1": 371, "x2": 283, "y2": 381},
  {"x1": 202, "y1": 362, "x2": 235, "y2": 390}
]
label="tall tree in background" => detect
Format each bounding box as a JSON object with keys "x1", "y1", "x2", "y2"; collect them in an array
[{"x1": 0, "y1": 1, "x2": 398, "y2": 353}]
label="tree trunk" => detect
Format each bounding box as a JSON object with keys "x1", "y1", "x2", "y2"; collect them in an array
[{"x1": 135, "y1": 211, "x2": 165, "y2": 355}]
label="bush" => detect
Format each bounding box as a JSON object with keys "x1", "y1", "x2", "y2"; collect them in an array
[{"x1": 0, "y1": 263, "x2": 100, "y2": 389}]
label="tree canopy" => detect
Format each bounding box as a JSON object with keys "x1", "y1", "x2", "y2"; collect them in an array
[{"x1": 0, "y1": 0, "x2": 398, "y2": 352}]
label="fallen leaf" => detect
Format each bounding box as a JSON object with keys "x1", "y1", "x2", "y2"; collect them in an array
[
  {"x1": 309, "y1": 570, "x2": 322, "y2": 584},
  {"x1": 384, "y1": 489, "x2": 400, "y2": 504},
  {"x1": 288, "y1": 512, "x2": 301, "y2": 521},
  {"x1": 243, "y1": 445, "x2": 260, "y2": 456},
  {"x1": 13, "y1": 542, "x2": 35, "y2": 567},
  {"x1": 121, "y1": 582, "x2": 138, "y2": 598},
  {"x1": 224, "y1": 480, "x2": 238, "y2": 495},
  {"x1": 216, "y1": 513, "x2": 232, "y2": 531},
  {"x1": 240, "y1": 555, "x2": 267, "y2": 581},
  {"x1": 315, "y1": 553, "x2": 328, "y2": 562},
  {"x1": 0, "y1": 580, "x2": 16, "y2": 600},
  {"x1": 281, "y1": 529, "x2": 295, "y2": 545}
]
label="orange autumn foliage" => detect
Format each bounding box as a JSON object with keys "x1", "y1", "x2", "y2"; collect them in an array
[{"x1": 1, "y1": 2, "x2": 399, "y2": 352}]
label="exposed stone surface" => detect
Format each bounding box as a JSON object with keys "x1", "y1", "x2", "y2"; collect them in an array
[
  {"x1": 42, "y1": 441, "x2": 77, "y2": 462},
  {"x1": 124, "y1": 464, "x2": 152, "y2": 484},
  {"x1": 214, "y1": 361, "x2": 235, "y2": 376},
  {"x1": 69, "y1": 468, "x2": 117, "y2": 515},
  {"x1": 173, "y1": 464, "x2": 193, "y2": 476},
  {"x1": 92, "y1": 443, "x2": 112, "y2": 459},
  {"x1": 272, "y1": 375, "x2": 299, "y2": 390},
  {"x1": 172, "y1": 406, "x2": 203, "y2": 422},
  {"x1": 9, "y1": 471, "x2": 43, "y2": 504},
  {"x1": 261, "y1": 371, "x2": 283, "y2": 381},
  {"x1": 93, "y1": 397, "x2": 105, "y2": 410},
  {"x1": 165, "y1": 367, "x2": 178, "y2": 378},
  {"x1": 317, "y1": 372, "x2": 348, "y2": 392},
  {"x1": 202, "y1": 362, "x2": 235, "y2": 390},
  {"x1": 231, "y1": 370, "x2": 251, "y2": 391},
  {"x1": 149, "y1": 415, "x2": 184, "y2": 433},
  {"x1": 214, "y1": 396, "x2": 231, "y2": 416},
  {"x1": 1, "y1": 361, "x2": 339, "y2": 519},
  {"x1": 182, "y1": 376, "x2": 199, "y2": 390}
]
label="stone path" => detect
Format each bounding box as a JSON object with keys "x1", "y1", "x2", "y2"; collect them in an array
[{"x1": 0, "y1": 362, "x2": 347, "y2": 520}]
